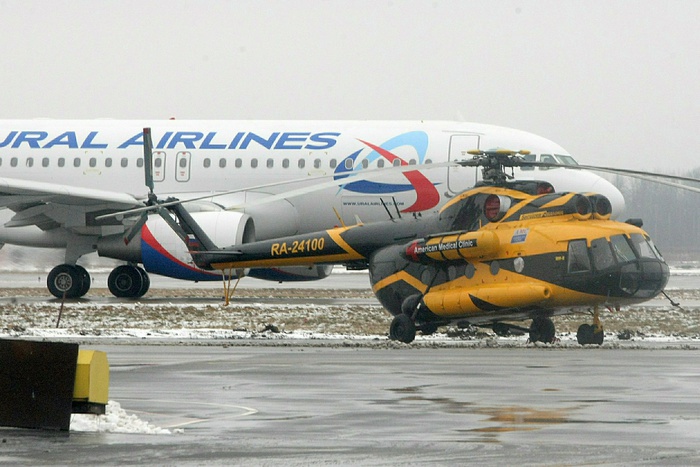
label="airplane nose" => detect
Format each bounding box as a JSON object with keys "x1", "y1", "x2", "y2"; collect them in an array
[{"x1": 592, "y1": 178, "x2": 625, "y2": 219}]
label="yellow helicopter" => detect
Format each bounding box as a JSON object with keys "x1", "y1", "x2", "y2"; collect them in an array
[{"x1": 166, "y1": 148, "x2": 671, "y2": 345}]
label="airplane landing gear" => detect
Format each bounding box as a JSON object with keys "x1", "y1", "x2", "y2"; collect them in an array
[
  {"x1": 108, "y1": 265, "x2": 150, "y2": 298},
  {"x1": 47, "y1": 264, "x2": 91, "y2": 299},
  {"x1": 528, "y1": 316, "x2": 556, "y2": 344}
]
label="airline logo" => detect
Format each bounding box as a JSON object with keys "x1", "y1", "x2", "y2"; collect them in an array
[
  {"x1": 334, "y1": 131, "x2": 440, "y2": 212},
  {"x1": 0, "y1": 130, "x2": 340, "y2": 151}
]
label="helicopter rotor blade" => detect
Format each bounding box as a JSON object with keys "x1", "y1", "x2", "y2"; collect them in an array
[{"x1": 143, "y1": 127, "x2": 155, "y2": 196}]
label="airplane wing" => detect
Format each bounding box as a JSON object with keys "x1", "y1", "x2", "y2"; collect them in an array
[{"x1": 0, "y1": 176, "x2": 146, "y2": 229}]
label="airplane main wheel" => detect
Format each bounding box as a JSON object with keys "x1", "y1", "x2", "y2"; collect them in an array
[
  {"x1": 529, "y1": 317, "x2": 556, "y2": 344},
  {"x1": 47, "y1": 264, "x2": 87, "y2": 299},
  {"x1": 108, "y1": 265, "x2": 149, "y2": 298},
  {"x1": 389, "y1": 314, "x2": 417, "y2": 343}
]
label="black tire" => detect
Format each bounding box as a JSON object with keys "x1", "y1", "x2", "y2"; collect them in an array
[
  {"x1": 577, "y1": 324, "x2": 593, "y2": 345},
  {"x1": 47, "y1": 264, "x2": 85, "y2": 299},
  {"x1": 108, "y1": 265, "x2": 145, "y2": 298},
  {"x1": 389, "y1": 314, "x2": 416, "y2": 343},
  {"x1": 529, "y1": 317, "x2": 556, "y2": 343},
  {"x1": 135, "y1": 266, "x2": 150, "y2": 297},
  {"x1": 591, "y1": 326, "x2": 605, "y2": 345},
  {"x1": 74, "y1": 265, "x2": 91, "y2": 297}
]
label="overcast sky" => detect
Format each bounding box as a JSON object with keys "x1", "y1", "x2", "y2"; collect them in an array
[{"x1": 0, "y1": 0, "x2": 698, "y2": 171}]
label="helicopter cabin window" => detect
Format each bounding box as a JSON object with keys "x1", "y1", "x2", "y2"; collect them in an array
[
  {"x1": 520, "y1": 153, "x2": 536, "y2": 171},
  {"x1": 610, "y1": 234, "x2": 636, "y2": 263},
  {"x1": 567, "y1": 239, "x2": 591, "y2": 273},
  {"x1": 590, "y1": 237, "x2": 616, "y2": 270}
]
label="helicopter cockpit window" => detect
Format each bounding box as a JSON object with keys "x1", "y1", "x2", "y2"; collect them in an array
[
  {"x1": 590, "y1": 237, "x2": 616, "y2": 270},
  {"x1": 610, "y1": 234, "x2": 636, "y2": 263},
  {"x1": 629, "y1": 233, "x2": 659, "y2": 259},
  {"x1": 520, "y1": 153, "x2": 536, "y2": 171},
  {"x1": 567, "y1": 239, "x2": 591, "y2": 273}
]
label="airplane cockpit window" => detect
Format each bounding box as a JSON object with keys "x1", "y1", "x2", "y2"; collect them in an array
[
  {"x1": 521, "y1": 153, "x2": 536, "y2": 171},
  {"x1": 567, "y1": 239, "x2": 591, "y2": 273},
  {"x1": 610, "y1": 234, "x2": 636, "y2": 263},
  {"x1": 590, "y1": 237, "x2": 615, "y2": 270},
  {"x1": 539, "y1": 154, "x2": 556, "y2": 170},
  {"x1": 555, "y1": 154, "x2": 578, "y2": 166}
]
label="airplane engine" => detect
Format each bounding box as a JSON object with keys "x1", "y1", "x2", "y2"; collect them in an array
[{"x1": 98, "y1": 211, "x2": 255, "y2": 281}]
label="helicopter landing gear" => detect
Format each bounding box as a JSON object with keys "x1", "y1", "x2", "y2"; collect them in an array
[
  {"x1": 528, "y1": 316, "x2": 556, "y2": 344},
  {"x1": 389, "y1": 314, "x2": 417, "y2": 343},
  {"x1": 577, "y1": 306, "x2": 605, "y2": 345}
]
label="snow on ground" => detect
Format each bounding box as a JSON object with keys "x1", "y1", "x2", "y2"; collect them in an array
[{"x1": 71, "y1": 401, "x2": 175, "y2": 434}]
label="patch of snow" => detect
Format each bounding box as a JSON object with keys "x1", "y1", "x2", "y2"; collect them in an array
[{"x1": 71, "y1": 400, "x2": 173, "y2": 434}]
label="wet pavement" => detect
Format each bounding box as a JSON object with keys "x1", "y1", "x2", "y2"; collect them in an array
[{"x1": 2, "y1": 344, "x2": 699, "y2": 465}]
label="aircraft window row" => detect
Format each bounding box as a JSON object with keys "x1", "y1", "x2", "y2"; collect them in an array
[
  {"x1": 567, "y1": 234, "x2": 662, "y2": 274},
  {"x1": 196, "y1": 157, "x2": 419, "y2": 170},
  {"x1": 0, "y1": 156, "x2": 145, "y2": 169},
  {"x1": 0, "y1": 156, "x2": 425, "y2": 170}
]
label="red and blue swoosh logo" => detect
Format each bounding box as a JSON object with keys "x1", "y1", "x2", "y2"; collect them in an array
[{"x1": 333, "y1": 132, "x2": 440, "y2": 212}]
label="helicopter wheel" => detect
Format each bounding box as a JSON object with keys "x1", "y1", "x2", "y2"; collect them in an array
[
  {"x1": 529, "y1": 317, "x2": 556, "y2": 344},
  {"x1": 576, "y1": 323, "x2": 604, "y2": 345},
  {"x1": 419, "y1": 323, "x2": 439, "y2": 336},
  {"x1": 389, "y1": 314, "x2": 416, "y2": 343}
]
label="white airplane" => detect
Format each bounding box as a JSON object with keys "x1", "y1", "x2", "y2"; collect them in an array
[{"x1": 0, "y1": 120, "x2": 625, "y2": 299}]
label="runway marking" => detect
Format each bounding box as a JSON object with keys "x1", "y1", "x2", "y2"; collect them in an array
[{"x1": 118, "y1": 398, "x2": 259, "y2": 428}]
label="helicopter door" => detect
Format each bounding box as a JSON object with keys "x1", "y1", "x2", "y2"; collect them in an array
[{"x1": 447, "y1": 134, "x2": 480, "y2": 195}]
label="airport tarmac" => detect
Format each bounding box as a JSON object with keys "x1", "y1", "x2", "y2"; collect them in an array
[{"x1": 2, "y1": 344, "x2": 700, "y2": 466}]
